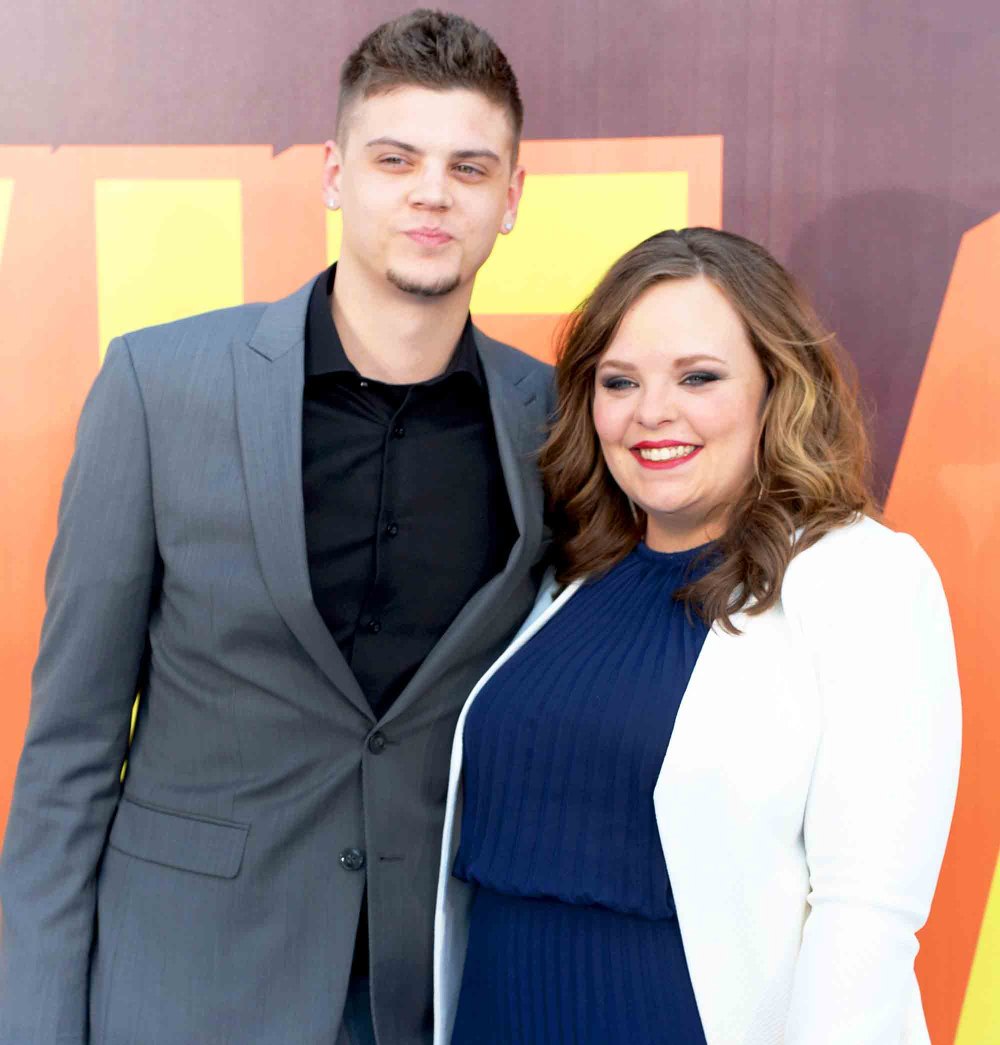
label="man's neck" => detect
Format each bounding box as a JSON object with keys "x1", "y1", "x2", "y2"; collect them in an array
[{"x1": 330, "y1": 258, "x2": 474, "y2": 385}]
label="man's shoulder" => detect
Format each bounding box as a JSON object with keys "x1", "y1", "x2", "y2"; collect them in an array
[
  {"x1": 472, "y1": 326, "x2": 554, "y2": 402},
  {"x1": 475, "y1": 331, "x2": 552, "y2": 374},
  {"x1": 118, "y1": 301, "x2": 270, "y2": 357}
]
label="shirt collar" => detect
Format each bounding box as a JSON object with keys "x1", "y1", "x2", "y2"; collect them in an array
[{"x1": 304, "y1": 263, "x2": 483, "y2": 388}]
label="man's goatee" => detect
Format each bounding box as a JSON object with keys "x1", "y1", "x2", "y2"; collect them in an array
[{"x1": 386, "y1": 268, "x2": 461, "y2": 298}]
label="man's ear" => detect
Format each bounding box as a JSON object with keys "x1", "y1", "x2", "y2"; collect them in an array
[
  {"x1": 322, "y1": 140, "x2": 344, "y2": 210},
  {"x1": 501, "y1": 165, "x2": 526, "y2": 234}
]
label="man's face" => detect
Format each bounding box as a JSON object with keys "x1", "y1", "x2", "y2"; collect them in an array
[{"x1": 324, "y1": 86, "x2": 524, "y2": 299}]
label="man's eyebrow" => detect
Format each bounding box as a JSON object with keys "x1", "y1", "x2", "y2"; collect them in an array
[
  {"x1": 364, "y1": 137, "x2": 501, "y2": 164},
  {"x1": 365, "y1": 136, "x2": 420, "y2": 152},
  {"x1": 451, "y1": 148, "x2": 501, "y2": 163}
]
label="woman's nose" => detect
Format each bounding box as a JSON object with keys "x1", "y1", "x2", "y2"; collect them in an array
[{"x1": 635, "y1": 387, "x2": 678, "y2": 429}]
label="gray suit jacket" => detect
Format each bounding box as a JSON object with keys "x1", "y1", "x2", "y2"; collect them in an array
[{"x1": 0, "y1": 277, "x2": 553, "y2": 1045}]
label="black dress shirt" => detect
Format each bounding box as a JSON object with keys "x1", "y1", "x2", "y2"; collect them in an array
[
  {"x1": 302, "y1": 266, "x2": 516, "y2": 978},
  {"x1": 302, "y1": 265, "x2": 516, "y2": 718}
]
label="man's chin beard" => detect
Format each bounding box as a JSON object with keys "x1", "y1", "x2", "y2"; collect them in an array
[{"x1": 386, "y1": 267, "x2": 461, "y2": 299}]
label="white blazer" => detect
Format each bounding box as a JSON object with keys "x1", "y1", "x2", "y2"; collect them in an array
[{"x1": 433, "y1": 516, "x2": 961, "y2": 1045}]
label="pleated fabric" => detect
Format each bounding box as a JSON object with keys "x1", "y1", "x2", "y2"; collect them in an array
[{"x1": 451, "y1": 541, "x2": 713, "y2": 1044}]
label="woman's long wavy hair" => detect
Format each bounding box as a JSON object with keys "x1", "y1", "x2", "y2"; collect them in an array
[{"x1": 539, "y1": 227, "x2": 875, "y2": 632}]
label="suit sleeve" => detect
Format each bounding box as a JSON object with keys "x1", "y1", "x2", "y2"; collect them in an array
[
  {"x1": 783, "y1": 529, "x2": 961, "y2": 1044},
  {"x1": 0, "y1": 336, "x2": 159, "y2": 1045}
]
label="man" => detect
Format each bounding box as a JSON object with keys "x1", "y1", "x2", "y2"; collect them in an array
[{"x1": 0, "y1": 11, "x2": 551, "y2": 1044}]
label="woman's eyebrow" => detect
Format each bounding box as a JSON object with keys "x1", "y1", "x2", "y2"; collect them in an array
[
  {"x1": 597, "y1": 354, "x2": 728, "y2": 371},
  {"x1": 672, "y1": 354, "x2": 727, "y2": 367}
]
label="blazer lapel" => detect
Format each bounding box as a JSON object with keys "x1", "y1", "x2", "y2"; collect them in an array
[
  {"x1": 479, "y1": 337, "x2": 545, "y2": 573},
  {"x1": 379, "y1": 330, "x2": 548, "y2": 728},
  {"x1": 232, "y1": 280, "x2": 374, "y2": 723}
]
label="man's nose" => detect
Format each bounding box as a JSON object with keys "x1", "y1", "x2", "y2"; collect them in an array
[{"x1": 409, "y1": 165, "x2": 451, "y2": 210}]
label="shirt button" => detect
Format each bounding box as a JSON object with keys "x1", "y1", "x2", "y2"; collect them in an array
[
  {"x1": 385, "y1": 522, "x2": 399, "y2": 537},
  {"x1": 339, "y1": 848, "x2": 366, "y2": 871},
  {"x1": 359, "y1": 379, "x2": 369, "y2": 389},
  {"x1": 392, "y1": 425, "x2": 405, "y2": 438},
  {"x1": 366, "y1": 618, "x2": 382, "y2": 634},
  {"x1": 367, "y1": 732, "x2": 387, "y2": 754}
]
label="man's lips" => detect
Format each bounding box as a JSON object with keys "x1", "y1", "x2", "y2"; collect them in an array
[{"x1": 405, "y1": 228, "x2": 453, "y2": 247}]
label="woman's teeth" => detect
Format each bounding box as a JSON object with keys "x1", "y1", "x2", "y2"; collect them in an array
[{"x1": 636, "y1": 445, "x2": 698, "y2": 461}]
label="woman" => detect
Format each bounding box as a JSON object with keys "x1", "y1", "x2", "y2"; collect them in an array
[{"x1": 433, "y1": 228, "x2": 960, "y2": 1044}]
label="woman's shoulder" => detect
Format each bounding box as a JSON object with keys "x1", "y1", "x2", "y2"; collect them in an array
[{"x1": 781, "y1": 514, "x2": 944, "y2": 614}]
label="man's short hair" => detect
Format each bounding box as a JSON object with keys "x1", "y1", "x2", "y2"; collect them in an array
[{"x1": 337, "y1": 9, "x2": 524, "y2": 156}]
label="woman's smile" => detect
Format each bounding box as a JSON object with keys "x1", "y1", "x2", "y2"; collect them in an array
[{"x1": 630, "y1": 442, "x2": 702, "y2": 468}]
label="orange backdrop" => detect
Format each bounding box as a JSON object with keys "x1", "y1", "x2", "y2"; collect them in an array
[{"x1": 1, "y1": 135, "x2": 997, "y2": 1043}]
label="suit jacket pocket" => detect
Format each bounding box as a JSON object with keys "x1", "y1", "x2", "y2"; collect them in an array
[{"x1": 108, "y1": 796, "x2": 250, "y2": 878}]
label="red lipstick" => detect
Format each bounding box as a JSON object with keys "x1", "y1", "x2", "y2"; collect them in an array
[
  {"x1": 629, "y1": 441, "x2": 702, "y2": 470},
  {"x1": 632, "y1": 439, "x2": 694, "y2": 449}
]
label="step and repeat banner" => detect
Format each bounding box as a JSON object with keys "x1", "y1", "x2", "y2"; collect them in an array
[{"x1": 1, "y1": 1, "x2": 997, "y2": 1040}]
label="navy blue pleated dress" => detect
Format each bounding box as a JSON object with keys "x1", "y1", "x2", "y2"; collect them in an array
[{"x1": 451, "y1": 542, "x2": 713, "y2": 1044}]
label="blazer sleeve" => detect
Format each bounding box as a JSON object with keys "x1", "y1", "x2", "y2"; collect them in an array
[
  {"x1": 0, "y1": 336, "x2": 159, "y2": 1045},
  {"x1": 782, "y1": 525, "x2": 961, "y2": 1044}
]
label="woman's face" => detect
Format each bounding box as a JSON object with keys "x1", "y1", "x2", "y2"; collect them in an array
[{"x1": 593, "y1": 276, "x2": 769, "y2": 552}]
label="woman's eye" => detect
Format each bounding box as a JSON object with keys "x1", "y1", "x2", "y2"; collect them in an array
[
  {"x1": 681, "y1": 371, "x2": 719, "y2": 386},
  {"x1": 601, "y1": 376, "x2": 637, "y2": 391}
]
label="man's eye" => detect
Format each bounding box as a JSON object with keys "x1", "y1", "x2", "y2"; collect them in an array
[
  {"x1": 454, "y1": 164, "x2": 485, "y2": 177},
  {"x1": 379, "y1": 156, "x2": 407, "y2": 167}
]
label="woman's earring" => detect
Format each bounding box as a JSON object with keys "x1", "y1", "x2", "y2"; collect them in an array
[
  {"x1": 326, "y1": 196, "x2": 340, "y2": 211},
  {"x1": 502, "y1": 221, "x2": 513, "y2": 233}
]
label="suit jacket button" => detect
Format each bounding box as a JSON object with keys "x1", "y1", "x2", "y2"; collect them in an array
[
  {"x1": 367, "y1": 732, "x2": 387, "y2": 754},
  {"x1": 339, "y1": 848, "x2": 366, "y2": 871}
]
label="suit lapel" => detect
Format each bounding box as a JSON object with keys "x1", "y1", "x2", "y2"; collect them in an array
[
  {"x1": 232, "y1": 280, "x2": 374, "y2": 723},
  {"x1": 479, "y1": 334, "x2": 545, "y2": 563},
  {"x1": 378, "y1": 329, "x2": 548, "y2": 728}
]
